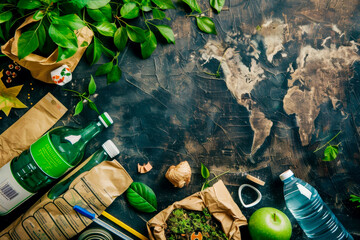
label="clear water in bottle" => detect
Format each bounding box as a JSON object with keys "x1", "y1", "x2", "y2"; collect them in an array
[{"x1": 280, "y1": 170, "x2": 353, "y2": 240}]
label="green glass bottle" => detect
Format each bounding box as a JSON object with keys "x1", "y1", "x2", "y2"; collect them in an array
[
  {"x1": 0, "y1": 112, "x2": 113, "y2": 215},
  {"x1": 47, "y1": 140, "x2": 120, "y2": 200}
]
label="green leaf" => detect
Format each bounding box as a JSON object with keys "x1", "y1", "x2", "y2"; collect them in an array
[
  {"x1": 18, "y1": 31, "x2": 39, "y2": 60},
  {"x1": 33, "y1": 10, "x2": 45, "y2": 20},
  {"x1": 95, "y1": 62, "x2": 113, "y2": 76},
  {"x1": 141, "y1": 0, "x2": 152, "y2": 12},
  {"x1": 152, "y1": 9, "x2": 165, "y2": 20},
  {"x1": 155, "y1": 25, "x2": 175, "y2": 44},
  {"x1": 17, "y1": 0, "x2": 42, "y2": 9},
  {"x1": 126, "y1": 25, "x2": 145, "y2": 43},
  {"x1": 114, "y1": 27, "x2": 128, "y2": 51},
  {"x1": 151, "y1": 0, "x2": 175, "y2": 9},
  {"x1": 106, "y1": 64, "x2": 122, "y2": 84},
  {"x1": 323, "y1": 145, "x2": 339, "y2": 161},
  {"x1": 74, "y1": 100, "x2": 83, "y2": 116},
  {"x1": 51, "y1": 14, "x2": 86, "y2": 31},
  {"x1": 126, "y1": 182, "x2": 157, "y2": 213},
  {"x1": 95, "y1": 21, "x2": 116, "y2": 37},
  {"x1": 88, "y1": 75, "x2": 96, "y2": 94},
  {"x1": 196, "y1": 17, "x2": 217, "y2": 34},
  {"x1": 201, "y1": 163, "x2": 210, "y2": 179},
  {"x1": 141, "y1": 30, "x2": 157, "y2": 59},
  {"x1": 101, "y1": 44, "x2": 115, "y2": 58},
  {"x1": 0, "y1": 11, "x2": 12, "y2": 24},
  {"x1": 37, "y1": 23, "x2": 46, "y2": 50},
  {"x1": 120, "y1": 2, "x2": 140, "y2": 19},
  {"x1": 81, "y1": 41, "x2": 89, "y2": 47},
  {"x1": 210, "y1": 0, "x2": 225, "y2": 13},
  {"x1": 89, "y1": 101, "x2": 99, "y2": 114},
  {"x1": 49, "y1": 24, "x2": 78, "y2": 48},
  {"x1": 86, "y1": 37, "x2": 101, "y2": 65},
  {"x1": 86, "y1": 0, "x2": 110, "y2": 9},
  {"x1": 57, "y1": 46, "x2": 77, "y2": 62},
  {"x1": 182, "y1": 0, "x2": 201, "y2": 13},
  {"x1": 87, "y1": 4, "x2": 112, "y2": 22}
]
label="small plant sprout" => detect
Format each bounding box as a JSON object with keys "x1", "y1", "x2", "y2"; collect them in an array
[
  {"x1": 64, "y1": 75, "x2": 99, "y2": 116},
  {"x1": 200, "y1": 163, "x2": 229, "y2": 191},
  {"x1": 314, "y1": 131, "x2": 341, "y2": 161}
]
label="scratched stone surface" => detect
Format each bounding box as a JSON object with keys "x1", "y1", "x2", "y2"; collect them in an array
[{"x1": 1, "y1": 0, "x2": 360, "y2": 239}]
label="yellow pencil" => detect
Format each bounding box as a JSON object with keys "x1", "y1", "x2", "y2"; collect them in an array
[{"x1": 101, "y1": 211, "x2": 149, "y2": 240}]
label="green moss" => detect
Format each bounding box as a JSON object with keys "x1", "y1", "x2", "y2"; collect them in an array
[{"x1": 165, "y1": 208, "x2": 228, "y2": 240}]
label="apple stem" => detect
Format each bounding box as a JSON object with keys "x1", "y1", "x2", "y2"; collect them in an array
[{"x1": 274, "y1": 213, "x2": 277, "y2": 222}]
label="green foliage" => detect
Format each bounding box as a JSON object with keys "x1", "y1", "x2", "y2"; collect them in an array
[
  {"x1": 201, "y1": 163, "x2": 210, "y2": 179},
  {"x1": 165, "y1": 208, "x2": 228, "y2": 240},
  {"x1": 183, "y1": 0, "x2": 225, "y2": 34},
  {"x1": 64, "y1": 75, "x2": 99, "y2": 116},
  {"x1": 196, "y1": 17, "x2": 217, "y2": 35},
  {"x1": 200, "y1": 163, "x2": 229, "y2": 191},
  {"x1": 1, "y1": 0, "x2": 225, "y2": 84},
  {"x1": 210, "y1": 0, "x2": 225, "y2": 13},
  {"x1": 126, "y1": 182, "x2": 158, "y2": 213},
  {"x1": 350, "y1": 195, "x2": 360, "y2": 208},
  {"x1": 314, "y1": 131, "x2": 341, "y2": 161}
]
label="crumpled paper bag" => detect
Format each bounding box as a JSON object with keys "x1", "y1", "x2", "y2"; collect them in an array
[
  {"x1": 147, "y1": 180, "x2": 248, "y2": 240},
  {"x1": 0, "y1": 160, "x2": 133, "y2": 240},
  {"x1": 0, "y1": 93, "x2": 67, "y2": 167},
  {"x1": 1, "y1": 15, "x2": 93, "y2": 84}
]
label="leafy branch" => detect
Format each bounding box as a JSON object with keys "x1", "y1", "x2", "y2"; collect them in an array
[
  {"x1": 64, "y1": 75, "x2": 99, "y2": 116},
  {"x1": 200, "y1": 163, "x2": 229, "y2": 191},
  {"x1": 1, "y1": 0, "x2": 226, "y2": 85},
  {"x1": 314, "y1": 131, "x2": 341, "y2": 161}
]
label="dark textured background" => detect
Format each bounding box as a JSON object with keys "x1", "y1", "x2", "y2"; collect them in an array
[{"x1": 1, "y1": 0, "x2": 360, "y2": 239}]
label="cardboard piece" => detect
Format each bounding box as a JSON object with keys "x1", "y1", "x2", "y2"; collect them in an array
[
  {"x1": 0, "y1": 93, "x2": 67, "y2": 167},
  {"x1": 0, "y1": 160, "x2": 133, "y2": 240},
  {"x1": 147, "y1": 181, "x2": 248, "y2": 240},
  {"x1": 1, "y1": 15, "x2": 93, "y2": 84}
]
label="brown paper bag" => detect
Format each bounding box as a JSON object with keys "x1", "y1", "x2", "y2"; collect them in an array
[
  {"x1": 0, "y1": 160, "x2": 133, "y2": 240},
  {"x1": 1, "y1": 15, "x2": 93, "y2": 84},
  {"x1": 147, "y1": 180, "x2": 247, "y2": 240},
  {"x1": 0, "y1": 93, "x2": 67, "y2": 167}
]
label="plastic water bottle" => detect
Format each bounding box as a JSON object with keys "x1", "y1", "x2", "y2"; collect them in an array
[
  {"x1": 0, "y1": 113, "x2": 113, "y2": 215},
  {"x1": 280, "y1": 170, "x2": 353, "y2": 240},
  {"x1": 47, "y1": 139, "x2": 120, "y2": 199}
]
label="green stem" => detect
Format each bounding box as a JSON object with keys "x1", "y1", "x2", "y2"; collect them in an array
[
  {"x1": 207, "y1": 170, "x2": 230, "y2": 184},
  {"x1": 142, "y1": 11, "x2": 150, "y2": 30},
  {"x1": 314, "y1": 131, "x2": 342, "y2": 153},
  {"x1": 274, "y1": 213, "x2": 277, "y2": 222},
  {"x1": 10, "y1": 10, "x2": 36, "y2": 28},
  {"x1": 63, "y1": 88, "x2": 81, "y2": 96}
]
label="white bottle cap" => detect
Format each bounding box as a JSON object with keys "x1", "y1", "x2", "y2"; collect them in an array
[
  {"x1": 102, "y1": 140, "x2": 120, "y2": 158},
  {"x1": 99, "y1": 112, "x2": 113, "y2": 128},
  {"x1": 279, "y1": 170, "x2": 294, "y2": 181}
]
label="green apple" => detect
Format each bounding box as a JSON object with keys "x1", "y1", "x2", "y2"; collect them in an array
[{"x1": 248, "y1": 207, "x2": 292, "y2": 240}]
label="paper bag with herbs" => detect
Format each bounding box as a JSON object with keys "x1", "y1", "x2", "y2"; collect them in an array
[
  {"x1": 147, "y1": 180, "x2": 247, "y2": 240},
  {"x1": 0, "y1": 160, "x2": 133, "y2": 240},
  {"x1": 1, "y1": 15, "x2": 93, "y2": 84}
]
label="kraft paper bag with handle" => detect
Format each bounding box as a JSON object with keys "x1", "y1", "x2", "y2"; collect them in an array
[
  {"x1": 147, "y1": 180, "x2": 248, "y2": 240},
  {"x1": 0, "y1": 160, "x2": 133, "y2": 240},
  {"x1": 1, "y1": 15, "x2": 93, "y2": 84},
  {"x1": 0, "y1": 92, "x2": 67, "y2": 167}
]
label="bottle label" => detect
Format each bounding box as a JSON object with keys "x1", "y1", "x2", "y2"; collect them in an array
[
  {"x1": 0, "y1": 162, "x2": 33, "y2": 215},
  {"x1": 296, "y1": 183, "x2": 312, "y2": 199},
  {"x1": 30, "y1": 133, "x2": 72, "y2": 178}
]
